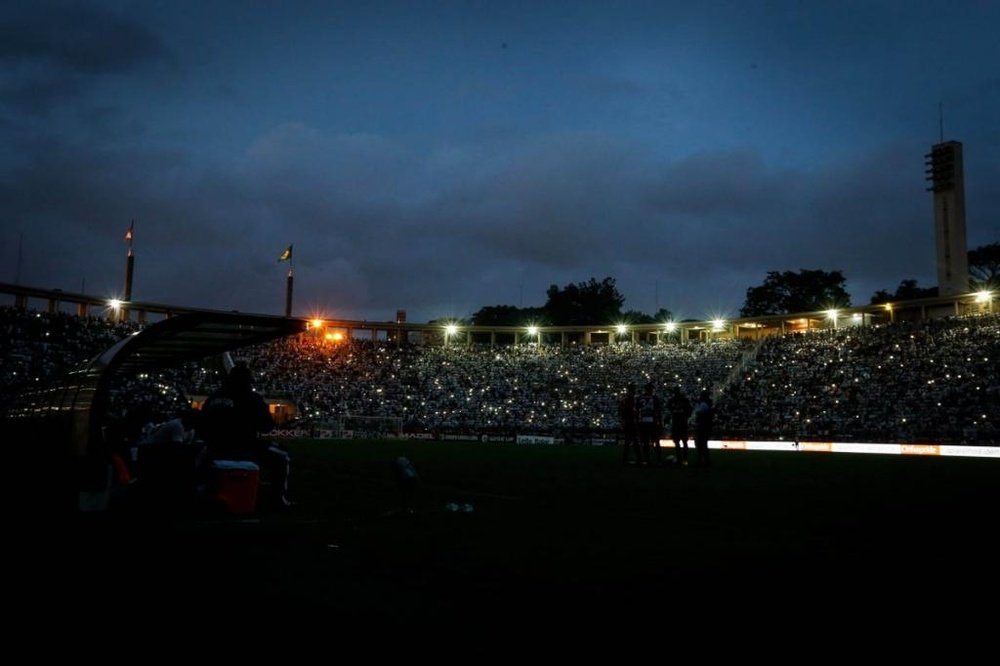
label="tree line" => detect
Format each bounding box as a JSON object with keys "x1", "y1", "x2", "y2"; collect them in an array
[{"x1": 465, "y1": 243, "x2": 999, "y2": 326}]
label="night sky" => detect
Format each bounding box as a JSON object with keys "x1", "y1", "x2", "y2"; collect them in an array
[{"x1": 2, "y1": 1, "x2": 998, "y2": 323}]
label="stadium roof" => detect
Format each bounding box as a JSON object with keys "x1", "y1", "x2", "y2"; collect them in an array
[{"x1": 97, "y1": 311, "x2": 307, "y2": 373}]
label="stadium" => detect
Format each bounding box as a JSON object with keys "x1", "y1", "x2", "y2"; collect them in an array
[
  {"x1": 1, "y1": 100, "x2": 995, "y2": 637},
  {"x1": 3, "y1": 151, "x2": 999, "y2": 628},
  {"x1": 3, "y1": 281, "x2": 997, "y2": 449},
  {"x1": 8, "y1": 8, "x2": 1000, "y2": 648},
  {"x1": 2, "y1": 285, "x2": 999, "y2": 632}
]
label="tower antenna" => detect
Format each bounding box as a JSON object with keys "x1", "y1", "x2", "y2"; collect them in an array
[
  {"x1": 939, "y1": 101, "x2": 944, "y2": 143},
  {"x1": 14, "y1": 232, "x2": 23, "y2": 284}
]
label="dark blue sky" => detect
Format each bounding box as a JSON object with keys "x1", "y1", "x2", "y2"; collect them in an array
[{"x1": 2, "y1": 0, "x2": 998, "y2": 322}]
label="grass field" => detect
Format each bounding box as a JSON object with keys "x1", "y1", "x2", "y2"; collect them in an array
[{"x1": 35, "y1": 439, "x2": 1000, "y2": 632}]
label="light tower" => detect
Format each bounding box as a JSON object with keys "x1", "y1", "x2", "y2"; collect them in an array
[{"x1": 924, "y1": 140, "x2": 969, "y2": 297}]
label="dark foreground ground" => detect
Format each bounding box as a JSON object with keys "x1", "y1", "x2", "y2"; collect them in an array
[{"x1": 17, "y1": 440, "x2": 1000, "y2": 641}]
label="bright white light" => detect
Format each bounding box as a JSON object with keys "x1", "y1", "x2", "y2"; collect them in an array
[
  {"x1": 445, "y1": 324, "x2": 458, "y2": 336},
  {"x1": 711, "y1": 319, "x2": 725, "y2": 331},
  {"x1": 974, "y1": 290, "x2": 992, "y2": 303},
  {"x1": 527, "y1": 325, "x2": 538, "y2": 336},
  {"x1": 615, "y1": 324, "x2": 627, "y2": 335},
  {"x1": 826, "y1": 309, "x2": 838, "y2": 320},
  {"x1": 664, "y1": 321, "x2": 676, "y2": 332},
  {"x1": 108, "y1": 299, "x2": 122, "y2": 310}
]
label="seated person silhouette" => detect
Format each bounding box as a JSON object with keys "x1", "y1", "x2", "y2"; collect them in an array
[{"x1": 199, "y1": 362, "x2": 292, "y2": 508}]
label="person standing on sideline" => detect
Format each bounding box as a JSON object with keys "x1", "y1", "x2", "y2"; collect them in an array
[
  {"x1": 666, "y1": 387, "x2": 693, "y2": 466},
  {"x1": 393, "y1": 456, "x2": 420, "y2": 513},
  {"x1": 635, "y1": 383, "x2": 663, "y2": 465},
  {"x1": 692, "y1": 390, "x2": 715, "y2": 468},
  {"x1": 618, "y1": 383, "x2": 641, "y2": 464},
  {"x1": 200, "y1": 362, "x2": 292, "y2": 508}
]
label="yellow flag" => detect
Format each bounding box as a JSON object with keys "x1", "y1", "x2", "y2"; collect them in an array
[{"x1": 278, "y1": 244, "x2": 292, "y2": 262}]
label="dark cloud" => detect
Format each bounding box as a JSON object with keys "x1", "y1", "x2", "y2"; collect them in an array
[
  {"x1": 3, "y1": 3, "x2": 998, "y2": 322},
  {"x1": 1, "y1": 2, "x2": 169, "y2": 113},
  {"x1": 0, "y1": 3, "x2": 167, "y2": 73},
  {"x1": 7, "y1": 118, "x2": 994, "y2": 321}
]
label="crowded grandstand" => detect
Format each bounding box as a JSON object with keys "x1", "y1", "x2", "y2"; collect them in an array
[{"x1": 2, "y1": 305, "x2": 997, "y2": 445}]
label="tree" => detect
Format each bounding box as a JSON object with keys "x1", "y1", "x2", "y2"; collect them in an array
[
  {"x1": 470, "y1": 305, "x2": 545, "y2": 326},
  {"x1": 620, "y1": 307, "x2": 674, "y2": 325},
  {"x1": 621, "y1": 309, "x2": 654, "y2": 324},
  {"x1": 544, "y1": 277, "x2": 625, "y2": 325},
  {"x1": 969, "y1": 242, "x2": 1000, "y2": 290},
  {"x1": 740, "y1": 269, "x2": 851, "y2": 317},
  {"x1": 652, "y1": 307, "x2": 675, "y2": 323},
  {"x1": 870, "y1": 279, "x2": 937, "y2": 304}
]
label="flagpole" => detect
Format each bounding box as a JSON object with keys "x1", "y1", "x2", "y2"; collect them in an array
[
  {"x1": 283, "y1": 245, "x2": 294, "y2": 317},
  {"x1": 123, "y1": 220, "x2": 135, "y2": 322}
]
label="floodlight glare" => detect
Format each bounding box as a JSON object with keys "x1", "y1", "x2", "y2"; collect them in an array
[
  {"x1": 108, "y1": 299, "x2": 122, "y2": 310},
  {"x1": 615, "y1": 324, "x2": 627, "y2": 335},
  {"x1": 527, "y1": 325, "x2": 538, "y2": 336},
  {"x1": 975, "y1": 290, "x2": 992, "y2": 303},
  {"x1": 664, "y1": 321, "x2": 677, "y2": 332},
  {"x1": 310, "y1": 318, "x2": 324, "y2": 329},
  {"x1": 711, "y1": 319, "x2": 725, "y2": 331},
  {"x1": 445, "y1": 324, "x2": 458, "y2": 336},
  {"x1": 826, "y1": 309, "x2": 838, "y2": 320}
]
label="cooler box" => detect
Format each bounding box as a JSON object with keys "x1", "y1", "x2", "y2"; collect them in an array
[{"x1": 210, "y1": 460, "x2": 260, "y2": 514}]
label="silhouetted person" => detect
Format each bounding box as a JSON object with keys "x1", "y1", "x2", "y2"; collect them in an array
[
  {"x1": 393, "y1": 456, "x2": 420, "y2": 513},
  {"x1": 635, "y1": 383, "x2": 663, "y2": 465},
  {"x1": 117, "y1": 406, "x2": 204, "y2": 506},
  {"x1": 666, "y1": 387, "x2": 693, "y2": 466},
  {"x1": 200, "y1": 362, "x2": 292, "y2": 508},
  {"x1": 137, "y1": 408, "x2": 198, "y2": 447},
  {"x1": 692, "y1": 390, "x2": 714, "y2": 468},
  {"x1": 618, "y1": 383, "x2": 641, "y2": 464}
]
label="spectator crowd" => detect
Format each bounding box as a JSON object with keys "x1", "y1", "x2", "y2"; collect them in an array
[{"x1": 2, "y1": 306, "x2": 997, "y2": 444}]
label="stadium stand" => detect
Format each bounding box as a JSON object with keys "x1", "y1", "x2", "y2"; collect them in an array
[{"x1": 2, "y1": 306, "x2": 997, "y2": 445}]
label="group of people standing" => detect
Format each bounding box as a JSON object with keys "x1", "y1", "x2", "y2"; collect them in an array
[{"x1": 618, "y1": 383, "x2": 713, "y2": 468}]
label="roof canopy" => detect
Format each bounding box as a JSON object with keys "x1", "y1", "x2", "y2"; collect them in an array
[{"x1": 97, "y1": 311, "x2": 307, "y2": 374}]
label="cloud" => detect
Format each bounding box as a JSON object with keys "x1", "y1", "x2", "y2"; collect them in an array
[
  {"x1": 0, "y1": 2, "x2": 169, "y2": 113},
  {"x1": 3, "y1": 114, "x2": 995, "y2": 322}
]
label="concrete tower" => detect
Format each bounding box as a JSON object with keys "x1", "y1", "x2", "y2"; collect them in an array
[{"x1": 924, "y1": 140, "x2": 969, "y2": 297}]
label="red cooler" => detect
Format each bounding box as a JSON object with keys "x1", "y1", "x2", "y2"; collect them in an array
[{"x1": 210, "y1": 460, "x2": 260, "y2": 514}]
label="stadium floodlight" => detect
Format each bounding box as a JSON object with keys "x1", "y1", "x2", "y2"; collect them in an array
[
  {"x1": 974, "y1": 290, "x2": 992, "y2": 303},
  {"x1": 108, "y1": 299, "x2": 122, "y2": 310},
  {"x1": 310, "y1": 318, "x2": 325, "y2": 330},
  {"x1": 664, "y1": 321, "x2": 677, "y2": 333},
  {"x1": 825, "y1": 309, "x2": 839, "y2": 330},
  {"x1": 615, "y1": 324, "x2": 627, "y2": 336},
  {"x1": 883, "y1": 302, "x2": 894, "y2": 323},
  {"x1": 527, "y1": 325, "x2": 538, "y2": 336},
  {"x1": 445, "y1": 323, "x2": 458, "y2": 337},
  {"x1": 711, "y1": 319, "x2": 725, "y2": 332}
]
